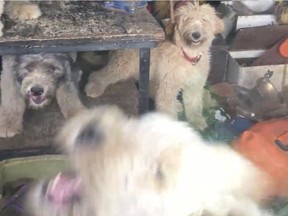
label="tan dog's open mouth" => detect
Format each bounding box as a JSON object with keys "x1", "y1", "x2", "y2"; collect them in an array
[{"x1": 191, "y1": 39, "x2": 201, "y2": 45}]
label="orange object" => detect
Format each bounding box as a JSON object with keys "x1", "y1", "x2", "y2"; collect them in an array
[
  {"x1": 279, "y1": 38, "x2": 288, "y2": 58},
  {"x1": 233, "y1": 118, "x2": 288, "y2": 197}
]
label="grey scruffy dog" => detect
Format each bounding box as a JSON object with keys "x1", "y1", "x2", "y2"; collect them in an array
[{"x1": 0, "y1": 53, "x2": 85, "y2": 138}]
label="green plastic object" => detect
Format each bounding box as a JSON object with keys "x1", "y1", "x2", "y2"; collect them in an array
[{"x1": 0, "y1": 155, "x2": 69, "y2": 198}]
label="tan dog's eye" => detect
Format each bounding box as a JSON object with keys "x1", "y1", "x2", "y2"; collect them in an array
[
  {"x1": 184, "y1": 17, "x2": 192, "y2": 24},
  {"x1": 202, "y1": 17, "x2": 208, "y2": 22}
]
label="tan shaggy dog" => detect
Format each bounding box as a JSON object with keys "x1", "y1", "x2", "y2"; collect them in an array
[
  {"x1": 27, "y1": 105, "x2": 274, "y2": 216},
  {"x1": 85, "y1": 3, "x2": 224, "y2": 130}
]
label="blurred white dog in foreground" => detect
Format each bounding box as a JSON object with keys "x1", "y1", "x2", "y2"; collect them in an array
[{"x1": 27, "y1": 105, "x2": 274, "y2": 216}]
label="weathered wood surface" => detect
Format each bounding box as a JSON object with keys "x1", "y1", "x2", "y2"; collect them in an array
[{"x1": 0, "y1": 1, "x2": 164, "y2": 52}]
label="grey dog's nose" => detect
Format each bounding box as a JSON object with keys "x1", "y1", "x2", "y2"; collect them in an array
[
  {"x1": 76, "y1": 123, "x2": 103, "y2": 146},
  {"x1": 192, "y1": 32, "x2": 201, "y2": 40},
  {"x1": 31, "y1": 86, "x2": 44, "y2": 96}
]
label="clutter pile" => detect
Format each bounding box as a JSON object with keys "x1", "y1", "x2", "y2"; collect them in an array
[{"x1": 178, "y1": 3, "x2": 288, "y2": 214}]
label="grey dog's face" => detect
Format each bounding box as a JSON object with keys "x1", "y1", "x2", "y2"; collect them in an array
[
  {"x1": 15, "y1": 53, "x2": 71, "y2": 109},
  {"x1": 175, "y1": 3, "x2": 224, "y2": 48}
]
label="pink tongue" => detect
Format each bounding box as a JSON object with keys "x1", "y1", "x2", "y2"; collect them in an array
[
  {"x1": 47, "y1": 172, "x2": 81, "y2": 205},
  {"x1": 32, "y1": 96, "x2": 44, "y2": 104}
]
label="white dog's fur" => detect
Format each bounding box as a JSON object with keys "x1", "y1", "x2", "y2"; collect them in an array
[
  {"x1": 0, "y1": 0, "x2": 43, "y2": 36},
  {"x1": 27, "y1": 105, "x2": 273, "y2": 216},
  {"x1": 85, "y1": 3, "x2": 224, "y2": 130}
]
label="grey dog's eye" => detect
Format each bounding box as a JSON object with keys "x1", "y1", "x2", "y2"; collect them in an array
[
  {"x1": 48, "y1": 65, "x2": 62, "y2": 75},
  {"x1": 24, "y1": 65, "x2": 32, "y2": 71},
  {"x1": 24, "y1": 62, "x2": 36, "y2": 71},
  {"x1": 47, "y1": 65, "x2": 56, "y2": 73}
]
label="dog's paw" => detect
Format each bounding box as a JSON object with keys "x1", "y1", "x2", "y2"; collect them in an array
[
  {"x1": 8, "y1": 3, "x2": 41, "y2": 20},
  {"x1": 187, "y1": 115, "x2": 207, "y2": 131},
  {"x1": 0, "y1": 125, "x2": 21, "y2": 138},
  {"x1": 85, "y1": 81, "x2": 105, "y2": 98},
  {"x1": 0, "y1": 111, "x2": 22, "y2": 138},
  {"x1": 194, "y1": 119, "x2": 207, "y2": 131}
]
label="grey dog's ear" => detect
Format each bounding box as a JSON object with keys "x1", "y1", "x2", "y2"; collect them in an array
[
  {"x1": 67, "y1": 52, "x2": 77, "y2": 62},
  {"x1": 214, "y1": 15, "x2": 225, "y2": 35},
  {"x1": 61, "y1": 52, "x2": 80, "y2": 83},
  {"x1": 63, "y1": 57, "x2": 73, "y2": 82}
]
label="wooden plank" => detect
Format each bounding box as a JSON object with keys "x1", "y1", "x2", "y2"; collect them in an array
[
  {"x1": 229, "y1": 25, "x2": 288, "y2": 51},
  {"x1": 251, "y1": 37, "x2": 288, "y2": 66}
]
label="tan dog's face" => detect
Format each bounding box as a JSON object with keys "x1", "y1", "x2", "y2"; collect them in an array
[{"x1": 175, "y1": 3, "x2": 224, "y2": 48}]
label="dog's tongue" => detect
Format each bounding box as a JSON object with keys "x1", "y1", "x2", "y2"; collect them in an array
[
  {"x1": 46, "y1": 172, "x2": 81, "y2": 206},
  {"x1": 31, "y1": 95, "x2": 45, "y2": 104}
]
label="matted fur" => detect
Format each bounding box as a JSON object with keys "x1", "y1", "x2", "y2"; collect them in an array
[
  {"x1": 0, "y1": 0, "x2": 43, "y2": 36},
  {"x1": 27, "y1": 105, "x2": 273, "y2": 216},
  {"x1": 0, "y1": 0, "x2": 3, "y2": 36},
  {"x1": 0, "y1": 53, "x2": 84, "y2": 138},
  {"x1": 85, "y1": 3, "x2": 224, "y2": 130}
]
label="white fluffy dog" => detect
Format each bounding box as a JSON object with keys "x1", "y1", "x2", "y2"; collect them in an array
[
  {"x1": 85, "y1": 3, "x2": 224, "y2": 130},
  {"x1": 27, "y1": 105, "x2": 273, "y2": 216}
]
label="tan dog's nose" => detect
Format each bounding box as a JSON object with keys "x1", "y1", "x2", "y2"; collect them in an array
[{"x1": 192, "y1": 31, "x2": 201, "y2": 40}]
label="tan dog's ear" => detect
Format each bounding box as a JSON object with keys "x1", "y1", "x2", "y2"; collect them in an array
[
  {"x1": 162, "y1": 9, "x2": 181, "y2": 42},
  {"x1": 214, "y1": 16, "x2": 225, "y2": 35},
  {"x1": 167, "y1": 12, "x2": 183, "y2": 42},
  {"x1": 165, "y1": 21, "x2": 176, "y2": 42}
]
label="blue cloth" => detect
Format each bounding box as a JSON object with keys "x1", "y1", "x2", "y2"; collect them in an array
[
  {"x1": 103, "y1": 1, "x2": 149, "y2": 13},
  {"x1": 0, "y1": 183, "x2": 30, "y2": 216},
  {"x1": 200, "y1": 116, "x2": 254, "y2": 143}
]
